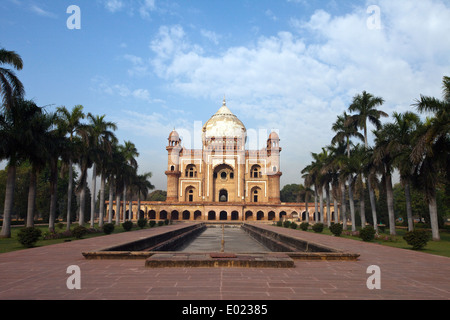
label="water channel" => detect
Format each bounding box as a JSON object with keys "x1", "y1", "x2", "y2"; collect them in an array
[{"x1": 177, "y1": 224, "x2": 271, "y2": 253}]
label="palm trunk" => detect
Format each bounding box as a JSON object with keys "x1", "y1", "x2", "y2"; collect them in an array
[
  {"x1": 305, "y1": 194, "x2": 309, "y2": 223},
  {"x1": 319, "y1": 187, "x2": 324, "y2": 224},
  {"x1": 108, "y1": 181, "x2": 114, "y2": 224},
  {"x1": 340, "y1": 182, "x2": 347, "y2": 230},
  {"x1": 49, "y1": 161, "x2": 58, "y2": 232},
  {"x1": 404, "y1": 181, "x2": 414, "y2": 232},
  {"x1": 368, "y1": 177, "x2": 378, "y2": 233},
  {"x1": 122, "y1": 184, "x2": 127, "y2": 222},
  {"x1": 0, "y1": 165, "x2": 16, "y2": 238},
  {"x1": 385, "y1": 169, "x2": 396, "y2": 236},
  {"x1": 428, "y1": 194, "x2": 440, "y2": 241},
  {"x1": 129, "y1": 199, "x2": 132, "y2": 220},
  {"x1": 333, "y1": 196, "x2": 338, "y2": 224},
  {"x1": 348, "y1": 176, "x2": 356, "y2": 232},
  {"x1": 79, "y1": 179, "x2": 86, "y2": 226},
  {"x1": 359, "y1": 180, "x2": 366, "y2": 228},
  {"x1": 137, "y1": 193, "x2": 141, "y2": 220},
  {"x1": 26, "y1": 166, "x2": 37, "y2": 227},
  {"x1": 99, "y1": 173, "x2": 106, "y2": 228},
  {"x1": 90, "y1": 163, "x2": 97, "y2": 228},
  {"x1": 314, "y1": 187, "x2": 318, "y2": 223},
  {"x1": 115, "y1": 194, "x2": 121, "y2": 226},
  {"x1": 66, "y1": 160, "x2": 74, "y2": 231},
  {"x1": 325, "y1": 184, "x2": 331, "y2": 227}
]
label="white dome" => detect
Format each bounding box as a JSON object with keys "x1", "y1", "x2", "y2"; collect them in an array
[{"x1": 202, "y1": 99, "x2": 246, "y2": 139}]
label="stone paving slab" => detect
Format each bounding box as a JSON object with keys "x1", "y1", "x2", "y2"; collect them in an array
[
  {"x1": 0, "y1": 222, "x2": 449, "y2": 300},
  {"x1": 145, "y1": 252, "x2": 295, "y2": 268}
]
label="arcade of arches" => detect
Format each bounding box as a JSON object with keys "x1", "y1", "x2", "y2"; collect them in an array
[{"x1": 105, "y1": 202, "x2": 338, "y2": 223}]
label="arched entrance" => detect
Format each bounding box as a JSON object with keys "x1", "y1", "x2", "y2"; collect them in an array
[
  {"x1": 208, "y1": 211, "x2": 216, "y2": 220},
  {"x1": 194, "y1": 210, "x2": 202, "y2": 220},
  {"x1": 219, "y1": 189, "x2": 228, "y2": 202},
  {"x1": 220, "y1": 211, "x2": 228, "y2": 220}
]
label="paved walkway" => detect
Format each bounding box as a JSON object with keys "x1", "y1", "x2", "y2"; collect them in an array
[{"x1": 0, "y1": 223, "x2": 449, "y2": 300}]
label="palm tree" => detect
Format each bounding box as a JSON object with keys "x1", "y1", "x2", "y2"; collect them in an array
[
  {"x1": 120, "y1": 141, "x2": 139, "y2": 222},
  {"x1": 0, "y1": 99, "x2": 42, "y2": 238},
  {"x1": 351, "y1": 144, "x2": 368, "y2": 228},
  {"x1": 75, "y1": 123, "x2": 96, "y2": 227},
  {"x1": 47, "y1": 122, "x2": 69, "y2": 232},
  {"x1": 325, "y1": 141, "x2": 349, "y2": 225},
  {"x1": 0, "y1": 48, "x2": 25, "y2": 110},
  {"x1": 388, "y1": 111, "x2": 422, "y2": 231},
  {"x1": 301, "y1": 172, "x2": 315, "y2": 223},
  {"x1": 301, "y1": 163, "x2": 319, "y2": 223},
  {"x1": 56, "y1": 105, "x2": 85, "y2": 231},
  {"x1": 373, "y1": 124, "x2": 397, "y2": 236},
  {"x1": 348, "y1": 91, "x2": 388, "y2": 229},
  {"x1": 411, "y1": 76, "x2": 449, "y2": 241},
  {"x1": 131, "y1": 172, "x2": 154, "y2": 220},
  {"x1": 331, "y1": 112, "x2": 364, "y2": 231},
  {"x1": 26, "y1": 110, "x2": 58, "y2": 228},
  {"x1": 85, "y1": 113, "x2": 117, "y2": 228}
]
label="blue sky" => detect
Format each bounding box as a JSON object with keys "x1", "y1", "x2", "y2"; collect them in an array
[{"x1": 1, "y1": 0, "x2": 449, "y2": 191}]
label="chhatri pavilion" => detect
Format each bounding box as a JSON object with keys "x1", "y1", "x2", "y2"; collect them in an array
[{"x1": 106, "y1": 99, "x2": 336, "y2": 222}]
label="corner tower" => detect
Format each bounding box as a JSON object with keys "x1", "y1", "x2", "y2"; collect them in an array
[{"x1": 166, "y1": 130, "x2": 181, "y2": 202}]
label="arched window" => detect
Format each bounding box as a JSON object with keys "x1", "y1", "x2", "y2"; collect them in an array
[
  {"x1": 185, "y1": 165, "x2": 197, "y2": 178},
  {"x1": 251, "y1": 187, "x2": 261, "y2": 203},
  {"x1": 251, "y1": 165, "x2": 261, "y2": 178}
]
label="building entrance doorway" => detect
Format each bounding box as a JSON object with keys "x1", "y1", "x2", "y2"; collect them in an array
[{"x1": 219, "y1": 189, "x2": 228, "y2": 202}]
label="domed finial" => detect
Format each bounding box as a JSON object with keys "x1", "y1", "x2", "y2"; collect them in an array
[{"x1": 223, "y1": 95, "x2": 226, "y2": 106}]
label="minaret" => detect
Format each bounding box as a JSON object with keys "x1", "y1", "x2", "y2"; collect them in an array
[
  {"x1": 166, "y1": 129, "x2": 181, "y2": 202},
  {"x1": 267, "y1": 131, "x2": 282, "y2": 204}
]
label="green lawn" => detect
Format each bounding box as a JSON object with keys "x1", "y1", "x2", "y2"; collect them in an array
[
  {"x1": 2, "y1": 222, "x2": 450, "y2": 258},
  {"x1": 293, "y1": 224, "x2": 450, "y2": 258},
  {"x1": 0, "y1": 222, "x2": 162, "y2": 254}
]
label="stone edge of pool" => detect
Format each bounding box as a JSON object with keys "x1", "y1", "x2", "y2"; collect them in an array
[{"x1": 81, "y1": 223, "x2": 360, "y2": 267}]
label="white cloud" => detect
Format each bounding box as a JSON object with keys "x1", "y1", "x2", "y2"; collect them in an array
[
  {"x1": 144, "y1": 0, "x2": 450, "y2": 185},
  {"x1": 104, "y1": 0, "x2": 124, "y2": 13},
  {"x1": 139, "y1": 0, "x2": 156, "y2": 18},
  {"x1": 200, "y1": 29, "x2": 220, "y2": 45},
  {"x1": 91, "y1": 76, "x2": 161, "y2": 103},
  {"x1": 29, "y1": 5, "x2": 57, "y2": 18}
]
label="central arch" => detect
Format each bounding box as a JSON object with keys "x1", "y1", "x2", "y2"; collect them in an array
[
  {"x1": 213, "y1": 164, "x2": 235, "y2": 202},
  {"x1": 219, "y1": 189, "x2": 228, "y2": 202}
]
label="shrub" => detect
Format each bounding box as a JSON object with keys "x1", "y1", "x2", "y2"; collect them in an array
[
  {"x1": 72, "y1": 226, "x2": 88, "y2": 239},
  {"x1": 290, "y1": 222, "x2": 298, "y2": 229},
  {"x1": 359, "y1": 226, "x2": 376, "y2": 242},
  {"x1": 164, "y1": 219, "x2": 170, "y2": 225},
  {"x1": 43, "y1": 231, "x2": 62, "y2": 240},
  {"x1": 102, "y1": 223, "x2": 115, "y2": 235},
  {"x1": 122, "y1": 220, "x2": 133, "y2": 231},
  {"x1": 17, "y1": 227, "x2": 42, "y2": 248},
  {"x1": 283, "y1": 221, "x2": 291, "y2": 228},
  {"x1": 312, "y1": 223, "x2": 324, "y2": 233},
  {"x1": 57, "y1": 222, "x2": 64, "y2": 230},
  {"x1": 330, "y1": 223, "x2": 343, "y2": 237},
  {"x1": 299, "y1": 222, "x2": 309, "y2": 231},
  {"x1": 158, "y1": 221, "x2": 164, "y2": 227},
  {"x1": 403, "y1": 229, "x2": 431, "y2": 250},
  {"x1": 137, "y1": 218, "x2": 147, "y2": 229},
  {"x1": 149, "y1": 220, "x2": 156, "y2": 228},
  {"x1": 276, "y1": 221, "x2": 282, "y2": 227}
]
